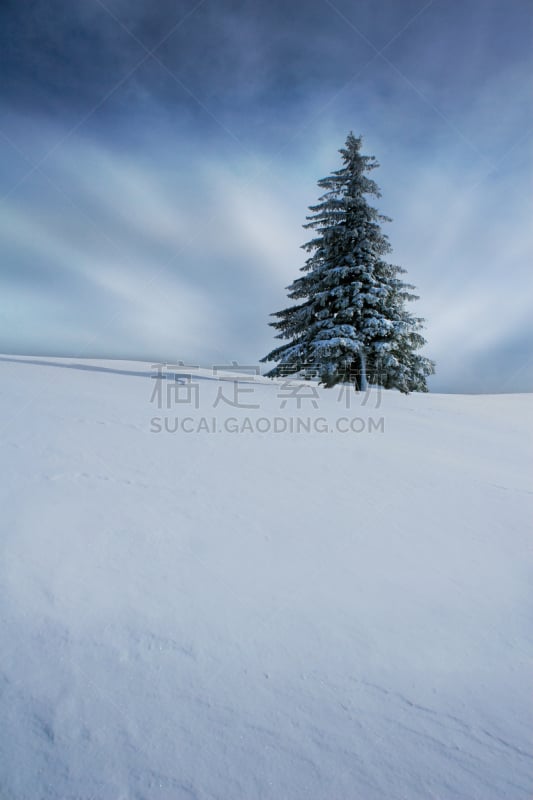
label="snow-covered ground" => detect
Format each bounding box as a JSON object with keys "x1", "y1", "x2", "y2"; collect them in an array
[{"x1": 0, "y1": 354, "x2": 531, "y2": 800}]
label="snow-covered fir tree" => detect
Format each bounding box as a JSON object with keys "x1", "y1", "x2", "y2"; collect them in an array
[{"x1": 261, "y1": 133, "x2": 435, "y2": 393}]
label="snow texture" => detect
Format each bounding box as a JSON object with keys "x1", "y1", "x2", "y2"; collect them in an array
[{"x1": 0, "y1": 355, "x2": 531, "y2": 799}]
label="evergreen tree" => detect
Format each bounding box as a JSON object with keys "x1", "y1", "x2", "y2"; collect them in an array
[{"x1": 261, "y1": 133, "x2": 435, "y2": 393}]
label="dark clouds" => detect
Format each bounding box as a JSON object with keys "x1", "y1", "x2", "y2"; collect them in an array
[
  {"x1": 0, "y1": 0, "x2": 532, "y2": 391},
  {"x1": 3, "y1": 1, "x2": 530, "y2": 136},
  {"x1": 2, "y1": 0, "x2": 531, "y2": 162}
]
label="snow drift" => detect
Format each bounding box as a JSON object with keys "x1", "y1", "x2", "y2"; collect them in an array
[{"x1": 0, "y1": 355, "x2": 531, "y2": 799}]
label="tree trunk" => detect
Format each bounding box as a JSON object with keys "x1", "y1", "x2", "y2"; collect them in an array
[{"x1": 359, "y1": 350, "x2": 367, "y2": 392}]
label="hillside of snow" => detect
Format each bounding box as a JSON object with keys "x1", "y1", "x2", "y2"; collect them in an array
[{"x1": 0, "y1": 354, "x2": 531, "y2": 800}]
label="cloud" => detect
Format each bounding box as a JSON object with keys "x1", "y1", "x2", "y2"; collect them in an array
[{"x1": 0, "y1": 0, "x2": 531, "y2": 390}]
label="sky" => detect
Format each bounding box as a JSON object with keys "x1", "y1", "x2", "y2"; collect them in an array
[{"x1": 0, "y1": 0, "x2": 531, "y2": 392}]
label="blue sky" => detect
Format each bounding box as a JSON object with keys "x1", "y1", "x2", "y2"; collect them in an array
[{"x1": 0, "y1": 0, "x2": 531, "y2": 392}]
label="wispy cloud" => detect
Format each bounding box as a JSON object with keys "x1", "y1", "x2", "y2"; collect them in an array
[{"x1": 0, "y1": 0, "x2": 531, "y2": 390}]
